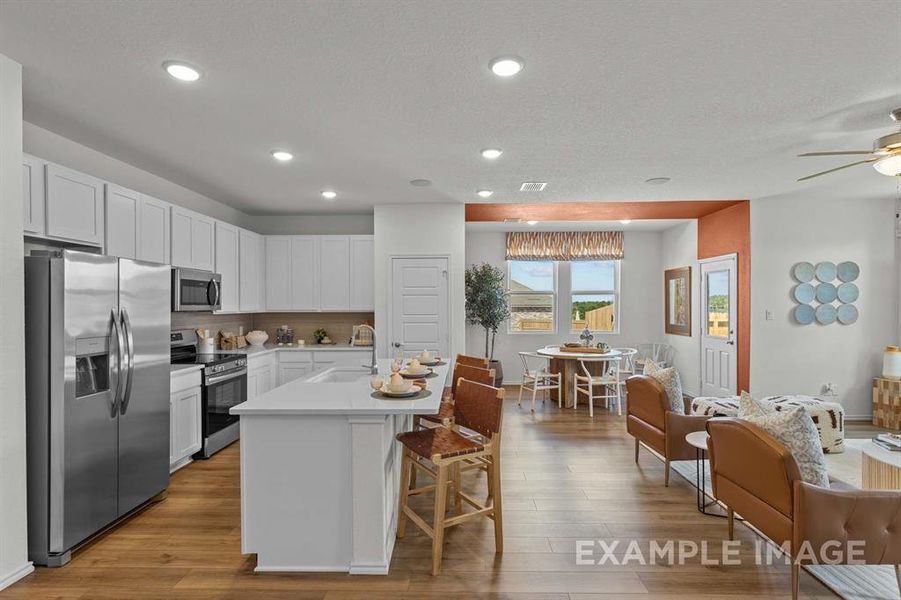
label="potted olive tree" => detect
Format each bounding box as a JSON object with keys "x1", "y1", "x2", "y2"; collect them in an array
[{"x1": 465, "y1": 262, "x2": 510, "y2": 385}]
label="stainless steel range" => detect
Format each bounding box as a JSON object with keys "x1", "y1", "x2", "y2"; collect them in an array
[{"x1": 170, "y1": 330, "x2": 247, "y2": 458}]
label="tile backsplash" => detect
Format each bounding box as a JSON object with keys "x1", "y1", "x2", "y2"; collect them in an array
[{"x1": 170, "y1": 312, "x2": 375, "y2": 345}]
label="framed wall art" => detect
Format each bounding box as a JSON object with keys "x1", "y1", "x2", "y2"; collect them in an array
[{"x1": 665, "y1": 266, "x2": 692, "y2": 336}]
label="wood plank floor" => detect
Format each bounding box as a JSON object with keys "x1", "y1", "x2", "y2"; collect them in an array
[{"x1": 4, "y1": 389, "x2": 845, "y2": 599}]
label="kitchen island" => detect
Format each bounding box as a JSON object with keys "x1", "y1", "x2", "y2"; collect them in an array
[{"x1": 231, "y1": 359, "x2": 449, "y2": 574}]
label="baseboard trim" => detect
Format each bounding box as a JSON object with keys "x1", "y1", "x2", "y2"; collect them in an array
[{"x1": 0, "y1": 562, "x2": 34, "y2": 591}]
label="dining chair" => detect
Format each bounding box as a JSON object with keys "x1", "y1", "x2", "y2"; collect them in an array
[
  {"x1": 573, "y1": 356, "x2": 623, "y2": 416},
  {"x1": 517, "y1": 351, "x2": 561, "y2": 413},
  {"x1": 612, "y1": 347, "x2": 638, "y2": 401},
  {"x1": 635, "y1": 343, "x2": 674, "y2": 373},
  {"x1": 456, "y1": 354, "x2": 490, "y2": 368}
]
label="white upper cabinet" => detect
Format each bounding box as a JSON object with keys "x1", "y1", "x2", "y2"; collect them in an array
[
  {"x1": 191, "y1": 215, "x2": 215, "y2": 272},
  {"x1": 319, "y1": 236, "x2": 350, "y2": 310},
  {"x1": 349, "y1": 235, "x2": 374, "y2": 310},
  {"x1": 22, "y1": 154, "x2": 45, "y2": 235},
  {"x1": 138, "y1": 196, "x2": 170, "y2": 265},
  {"x1": 105, "y1": 184, "x2": 140, "y2": 259},
  {"x1": 239, "y1": 229, "x2": 263, "y2": 312},
  {"x1": 215, "y1": 221, "x2": 240, "y2": 312},
  {"x1": 290, "y1": 236, "x2": 319, "y2": 310},
  {"x1": 265, "y1": 236, "x2": 292, "y2": 310},
  {"x1": 45, "y1": 163, "x2": 104, "y2": 246},
  {"x1": 171, "y1": 206, "x2": 215, "y2": 271}
]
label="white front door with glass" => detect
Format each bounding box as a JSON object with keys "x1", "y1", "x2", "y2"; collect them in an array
[{"x1": 700, "y1": 255, "x2": 738, "y2": 397}]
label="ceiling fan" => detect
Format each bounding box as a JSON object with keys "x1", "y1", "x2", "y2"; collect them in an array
[{"x1": 797, "y1": 108, "x2": 901, "y2": 181}]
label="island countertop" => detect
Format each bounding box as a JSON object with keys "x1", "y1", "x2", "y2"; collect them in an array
[{"x1": 230, "y1": 358, "x2": 449, "y2": 416}]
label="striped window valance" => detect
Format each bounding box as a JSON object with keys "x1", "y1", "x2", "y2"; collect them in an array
[{"x1": 505, "y1": 231, "x2": 624, "y2": 261}]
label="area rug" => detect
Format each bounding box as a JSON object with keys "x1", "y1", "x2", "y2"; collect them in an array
[{"x1": 671, "y1": 444, "x2": 899, "y2": 600}]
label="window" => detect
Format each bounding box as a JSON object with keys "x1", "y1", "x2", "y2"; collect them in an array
[
  {"x1": 570, "y1": 260, "x2": 619, "y2": 333},
  {"x1": 507, "y1": 260, "x2": 556, "y2": 333}
]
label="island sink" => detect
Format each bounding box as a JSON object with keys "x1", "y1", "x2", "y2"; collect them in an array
[{"x1": 304, "y1": 365, "x2": 374, "y2": 384}]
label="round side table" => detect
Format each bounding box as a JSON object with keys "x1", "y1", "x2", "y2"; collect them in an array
[
  {"x1": 685, "y1": 430, "x2": 730, "y2": 517},
  {"x1": 862, "y1": 441, "x2": 901, "y2": 490}
]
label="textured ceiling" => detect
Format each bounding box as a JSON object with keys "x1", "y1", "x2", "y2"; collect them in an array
[{"x1": 1, "y1": 0, "x2": 899, "y2": 215}]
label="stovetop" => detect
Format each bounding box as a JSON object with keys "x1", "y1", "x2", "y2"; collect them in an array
[{"x1": 170, "y1": 329, "x2": 247, "y2": 373}]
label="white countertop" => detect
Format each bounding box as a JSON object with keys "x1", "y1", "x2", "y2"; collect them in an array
[
  {"x1": 231, "y1": 359, "x2": 448, "y2": 416},
  {"x1": 170, "y1": 364, "x2": 203, "y2": 375}
]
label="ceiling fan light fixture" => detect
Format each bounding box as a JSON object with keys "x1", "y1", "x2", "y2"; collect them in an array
[{"x1": 873, "y1": 155, "x2": 901, "y2": 177}]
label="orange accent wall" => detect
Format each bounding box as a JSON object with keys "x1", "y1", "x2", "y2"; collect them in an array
[{"x1": 698, "y1": 202, "x2": 750, "y2": 393}]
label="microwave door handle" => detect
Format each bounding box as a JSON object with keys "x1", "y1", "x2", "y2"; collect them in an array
[
  {"x1": 212, "y1": 279, "x2": 221, "y2": 308},
  {"x1": 119, "y1": 308, "x2": 136, "y2": 415},
  {"x1": 109, "y1": 309, "x2": 124, "y2": 418}
]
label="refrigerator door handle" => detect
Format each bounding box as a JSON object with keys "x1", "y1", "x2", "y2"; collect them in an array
[
  {"x1": 119, "y1": 308, "x2": 136, "y2": 415},
  {"x1": 110, "y1": 309, "x2": 124, "y2": 418}
]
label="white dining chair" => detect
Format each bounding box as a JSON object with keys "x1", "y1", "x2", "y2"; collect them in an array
[
  {"x1": 612, "y1": 347, "x2": 638, "y2": 404},
  {"x1": 573, "y1": 356, "x2": 623, "y2": 417},
  {"x1": 635, "y1": 343, "x2": 674, "y2": 373},
  {"x1": 518, "y1": 352, "x2": 561, "y2": 413}
]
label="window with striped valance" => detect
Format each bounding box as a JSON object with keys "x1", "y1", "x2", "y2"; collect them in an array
[{"x1": 505, "y1": 231, "x2": 624, "y2": 261}]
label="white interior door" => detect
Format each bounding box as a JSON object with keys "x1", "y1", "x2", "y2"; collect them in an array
[
  {"x1": 390, "y1": 257, "x2": 449, "y2": 358},
  {"x1": 700, "y1": 255, "x2": 738, "y2": 397}
]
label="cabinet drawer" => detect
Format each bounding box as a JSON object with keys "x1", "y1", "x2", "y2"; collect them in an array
[
  {"x1": 277, "y1": 351, "x2": 313, "y2": 364},
  {"x1": 171, "y1": 368, "x2": 202, "y2": 393},
  {"x1": 312, "y1": 350, "x2": 370, "y2": 364}
]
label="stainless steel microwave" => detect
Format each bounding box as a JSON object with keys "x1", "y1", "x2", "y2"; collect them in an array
[{"x1": 171, "y1": 267, "x2": 222, "y2": 312}]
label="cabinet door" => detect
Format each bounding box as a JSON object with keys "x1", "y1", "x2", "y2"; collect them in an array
[
  {"x1": 265, "y1": 236, "x2": 292, "y2": 310},
  {"x1": 215, "y1": 222, "x2": 240, "y2": 312},
  {"x1": 319, "y1": 236, "x2": 350, "y2": 310},
  {"x1": 256, "y1": 365, "x2": 274, "y2": 396},
  {"x1": 22, "y1": 154, "x2": 45, "y2": 235},
  {"x1": 105, "y1": 184, "x2": 140, "y2": 259},
  {"x1": 138, "y1": 196, "x2": 170, "y2": 264},
  {"x1": 278, "y1": 363, "x2": 312, "y2": 386},
  {"x1": 45, "y1": 163, "x2": 104, "y2": 245},
  {"x1": 170, "y1": 207, "x2": 193, "y2": 268},
  {"x1": 246, "y1": 369, "x2": 259, "y2": 403},
  {"x1": 174, "y1": 387, "x2": 202, "y2": 459},
  {"x1": 191, "y1": 215, "x2": 215, "y2": 271},
  {"x1": 239, "y1": 230, "x2": 261, "y2": 311},
  {"x1": 349, "y1": 236, "x2": 374, "y2": 310},
  {"x1": 290, "y1": 236, "x2": 318, "y2": 310}
]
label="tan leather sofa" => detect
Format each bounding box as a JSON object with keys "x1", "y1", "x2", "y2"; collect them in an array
[
  {"x1": 707, "y1": 417, "x2": 901, "y2": 599},
  {"x1": 625, "y1": 375, "x2": 709, "y2": 486}
]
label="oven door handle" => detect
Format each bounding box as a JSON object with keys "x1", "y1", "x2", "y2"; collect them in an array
[{"x1": 205, "y1": 369, "x2": 247, "y2": 386}]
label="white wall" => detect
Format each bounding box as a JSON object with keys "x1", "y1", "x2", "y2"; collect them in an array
[
  {"x1": 464, "y1": 231, "x2": 663, "y2": 383},
  {"x1": 0, "y1": 54, "x2": 33, "y2": 590},
  {"x1": 661, "y1": 221, "x2": 701, "y2": 396},
  {"x1": 23, "y1": 122, "x2": 253, "y2": 228},
  {"x1": 249, "y1": 214, "x2": 373, "y2": 235},
  {"x1": 750, "y1": 191, "x2": 897, "y2": 419},
  {"x1": 374, "y1": 204, "x2": 465, "y2": 360}
]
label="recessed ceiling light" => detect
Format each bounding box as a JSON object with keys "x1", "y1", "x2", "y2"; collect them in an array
[
  {"x1": 271, "y1": 150, "x2": 294, "y2": 162},
  {"x1": 163, "y1": 61, "x2": 201, "y2": 82},
  {"x1": 477, "y1": 189, "x2": 494, "y2": 198},
  {"x1": 489, "y1": 56, "x2": 524, "y2": 77},
  {"x1": 321, "y1": 190, "x2": 337, "y2": 200},
  {"x1": 620, "y1": 219, "x2": 632, "y2": 225},
  {"x1": 526, "y1": 220, "x2": 538, "y2": 226},
  {"x1": 645, "y1": 177, "x2": 671, "y2": 185},
  {"x1": 409, "y1": 179, "x2": 432, "y2": 187},
  {"x1": 481, "y1": 148, "x2": 503, "y2": 160}
]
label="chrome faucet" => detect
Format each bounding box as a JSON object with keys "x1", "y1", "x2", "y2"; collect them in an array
[{"x1": 358, "y1": 324, "x2": 378, "y2": 374}]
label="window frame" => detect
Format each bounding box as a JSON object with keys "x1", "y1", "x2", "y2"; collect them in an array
[
  {"x1": 506, "y1": 260, "x2": 558, "y2": 335},
  {"x1": 569, "y1": 259, "x2": 621, "y2": 335}
]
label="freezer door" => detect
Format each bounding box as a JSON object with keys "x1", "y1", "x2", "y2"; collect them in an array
[
  {"x1": 59, "y1": 252, "x2": 121, "y2": 553},
  {"x1": 118, "y1": 258, "x2": 171, "y2": 515}
]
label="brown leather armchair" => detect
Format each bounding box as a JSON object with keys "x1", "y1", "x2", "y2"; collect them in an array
[
  {"x1": 707, "y1": 417, "x2": 901, "y2": 600},
  {"x1": 625, "y1": 375, "x2": 709, "y2": 486}
]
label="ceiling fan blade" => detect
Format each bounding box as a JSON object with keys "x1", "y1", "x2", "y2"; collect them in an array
[
  {"x1": 797, "y1": 158, "x2": 877, "y2": 181},
  {"x1": 798, "y1": 151, "x2": 874, "y2": 157}
]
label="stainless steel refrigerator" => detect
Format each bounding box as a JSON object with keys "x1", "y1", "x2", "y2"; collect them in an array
[{"x1": 25, "y1": 250, "x2": 170, "y2": 566}]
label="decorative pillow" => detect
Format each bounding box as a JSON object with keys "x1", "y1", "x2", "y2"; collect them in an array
[
  {"x1": 644, "y1": 362, "x2": 684, "y2": 414},
  {"x1": 738, "y1": 390, "x2": 774, "y2": 418},
  {"x1": 742, "y1": 405, "x2": 830, "y2": 488}
]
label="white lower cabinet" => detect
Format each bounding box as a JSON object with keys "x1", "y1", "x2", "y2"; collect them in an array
[
  {"x1": 170, "y1": 369, "x2": 202, "y2": 472},
  {"x1": 277, "y1": 352, "x2": 314, "y2": 386},
  {"x1": 247, "y1": 354, "x2": 276, "y2": 402}
]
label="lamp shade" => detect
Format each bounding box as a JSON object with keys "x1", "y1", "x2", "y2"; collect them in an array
[{"x1": 874, "y1": 154, "x2": 901, "y2": 176}]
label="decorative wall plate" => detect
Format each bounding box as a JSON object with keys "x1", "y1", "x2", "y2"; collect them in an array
[
  {"x1": 792, "y1": 262, "x2": 815, "y2": 282},
  {"x1": 793, "y1": 283, "x2": 816, "y2": 304},
  {"x1": 837, "y1": 304, "x2": 859, "y2": 325},
  {"x1": 815, "y1": 303, "x2": 837, "y2": 325},
  {"x1": 794, "y1": 304, "x2": 815, "y2": 325},
  {"x1": 815, "y1": 261, "x2": 837, "y2": 282},
  {"x1": 815, "y1": 282, "x2": 837, "y2": 303},
  {"x1": 836, "y1": 261, "x2": 860, "y2": 282},
  {"x1": 836, "y1": 282, "x2": 859, "y2": 304}
]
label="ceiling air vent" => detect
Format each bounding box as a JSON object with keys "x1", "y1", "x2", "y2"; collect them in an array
[{"x1": 519, "y1": 182, "x2": 548, "y2": 192}]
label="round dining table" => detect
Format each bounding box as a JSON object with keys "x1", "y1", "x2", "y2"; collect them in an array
[{"x1": 536, "y1": 347, "x2": 623, "y2": 408}]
